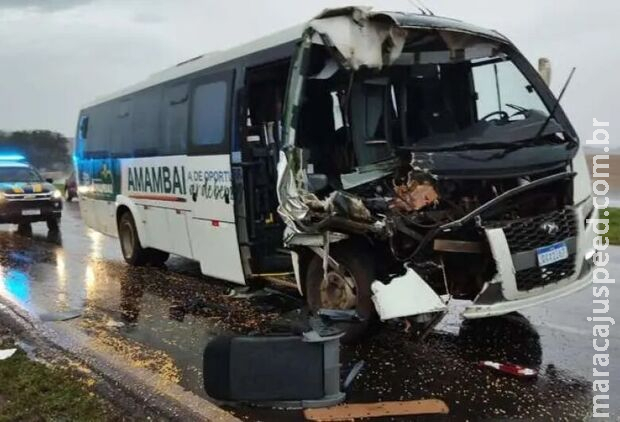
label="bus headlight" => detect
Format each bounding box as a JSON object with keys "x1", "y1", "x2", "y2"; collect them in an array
[{"x1": 52, "y1": 189, "x2": 62, "y2": 199}]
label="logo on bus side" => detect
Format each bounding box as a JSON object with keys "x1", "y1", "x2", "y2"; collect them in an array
[
  {"x1": 188, "y1": 170, "x2": 231, "y2": 203},
  {"x1": 126, "y1": 165, "x2": 231, "y2": 203}
]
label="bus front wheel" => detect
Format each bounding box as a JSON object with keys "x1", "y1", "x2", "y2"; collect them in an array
[{"x1": 305, "y1": 245, "x2": 376, "y2": 344}]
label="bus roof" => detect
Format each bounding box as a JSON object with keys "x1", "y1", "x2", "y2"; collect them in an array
[
  {"x1": 83, "y1": 9, "x2": 508, "y2": 109},
  {"x1": 83, "y1": 23, "x2": 305, "y2": 109}
]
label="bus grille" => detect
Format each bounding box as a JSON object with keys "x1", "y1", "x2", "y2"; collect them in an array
[
  {"x1": 487, "y1": 208, "x2": 578, "y2": 291},
  {"x1": 515, "y1": 253, "x2": 576, "y2": 291},
  {"x1": 501, "y1": 208, "x2": 577, "y2": 254}
]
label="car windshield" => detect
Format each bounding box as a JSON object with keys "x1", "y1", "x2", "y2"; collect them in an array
[{"x1": 0, "y1": 167, "x2": 43, "y2": 183}]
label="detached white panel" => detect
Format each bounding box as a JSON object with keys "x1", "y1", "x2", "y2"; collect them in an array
[{"x1": 371, "y1": 268, "x2": 446, "y2": 321}]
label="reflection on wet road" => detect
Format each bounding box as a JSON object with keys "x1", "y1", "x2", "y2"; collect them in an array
[{"x1": 0, "y1": 202, "x2": 618, "y2": 420}]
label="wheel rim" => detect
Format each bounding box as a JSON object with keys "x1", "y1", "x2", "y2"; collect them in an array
[
  {"x1": 319, "y1": 269, "x2": 357, "y2": 310},
  {"x1": 119, "y1": 221, "x2": 134, "y2": 258}
]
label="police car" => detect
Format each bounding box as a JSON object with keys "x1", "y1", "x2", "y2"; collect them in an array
[{"x1": 0, "y1": 155, "x2": 63, "y2": 231}]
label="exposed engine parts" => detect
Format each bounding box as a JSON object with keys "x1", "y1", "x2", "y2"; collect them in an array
[{"x1": 390, "y1": 174, "x2": 439, "y2": 213}]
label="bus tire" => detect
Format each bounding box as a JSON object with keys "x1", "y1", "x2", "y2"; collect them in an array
[
  {"x1": 305, "y1": 244, "x2": 375, "y2": 344},
  {"x1": 118, "y1": 211, "x2": 149, "y2": 266}
]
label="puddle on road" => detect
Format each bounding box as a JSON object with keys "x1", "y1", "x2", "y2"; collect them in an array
[{"x1": 0, "y1": 205, "x2": 601, "y2": 420}]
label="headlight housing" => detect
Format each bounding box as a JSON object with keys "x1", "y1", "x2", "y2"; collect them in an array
[{"x1": 52, "y1": 189, "x2": 62, "y2": 199}]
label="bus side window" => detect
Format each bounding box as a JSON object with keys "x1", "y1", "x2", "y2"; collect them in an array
[
  {"x1": 162, "y1": 84, "x2": 189, "y2": 155},
  {"x1": 190, "y1": 80, "x2": 228, "y2": 148},
  {"x1": 84, "y1": 103, "x2": 112, "y2": 158},
  {"x1": 132, "y1": 88, "x2": 162, "y2": 157},
  {"x1": 111, "y1": 99, "x2": 132, "y2": 156}
]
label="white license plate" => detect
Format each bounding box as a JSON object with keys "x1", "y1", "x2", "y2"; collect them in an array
[
  {"x1": 536, "y1": 242, "x2": 568, "y2": 267},
  {"x1": 21, "y1": 209, "x2": 41, "y2": 216}
]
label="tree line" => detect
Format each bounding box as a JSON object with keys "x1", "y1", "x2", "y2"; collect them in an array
[{"x1": 0, "y1": 130, "x2": 72, "y2": 172}]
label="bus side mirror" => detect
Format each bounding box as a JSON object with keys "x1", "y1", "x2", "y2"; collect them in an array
[{"x1": 538, "y1": 57, "x2": 552, "y2": 86}]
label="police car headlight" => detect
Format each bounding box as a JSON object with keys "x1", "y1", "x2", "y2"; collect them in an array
[{"x1": 52, "y1": 189, "x2": 62, "y2": 199}]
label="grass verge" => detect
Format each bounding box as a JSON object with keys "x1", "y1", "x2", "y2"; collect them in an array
[{"x1": 0, "y1": 331, "x2": 119, "y2": 422}]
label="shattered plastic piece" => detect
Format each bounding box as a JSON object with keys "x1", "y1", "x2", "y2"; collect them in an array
[
  {"x1": 371, "y1": 268, "x2": 446, "y2": 320},
  {"x1": 342, "y1": 360, "x2": 365, "y2": 390},
  {"x1": 0, "y1": 348, "x2": 17, "y2": 360},
  {"x1": 303, "y1": 399, "x2": 449, "y2": 420},
  {"x1": 478, "y1": 361, "x2": 539, "y2": 378}
]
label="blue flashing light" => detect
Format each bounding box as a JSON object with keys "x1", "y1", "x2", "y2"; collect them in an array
[{"x1": 0, "y1": 154, "x2": 26, "y2": 161}]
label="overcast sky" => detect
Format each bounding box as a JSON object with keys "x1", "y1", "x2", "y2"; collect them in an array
[{"x1": 0, "y1": 0, "x2": 618, "y2": 145}]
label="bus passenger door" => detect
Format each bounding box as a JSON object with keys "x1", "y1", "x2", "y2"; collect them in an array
[{"x1": 186, "y1": 70, "x2": 246, "y2": 284}]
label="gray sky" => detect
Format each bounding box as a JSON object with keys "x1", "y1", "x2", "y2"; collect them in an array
[{"x1": 0, "y1": 0, "x2": 618, "y2": 145}]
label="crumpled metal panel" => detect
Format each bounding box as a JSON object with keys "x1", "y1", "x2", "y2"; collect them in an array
[{"x1": 308, "y1": 12, "x2": 406, "y2": 70}]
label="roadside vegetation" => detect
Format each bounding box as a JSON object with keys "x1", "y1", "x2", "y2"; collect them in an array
[
  {"x1": 0, "y1": 326, "x2": 119, "y2": 422},
  {"x1": 607, "y1": 208, "x2": 620, "y2": 245}
]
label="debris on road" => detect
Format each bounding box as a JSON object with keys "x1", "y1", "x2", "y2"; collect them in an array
[
  {"x1": 105, "y1": 319, "x2": 125, "y2": 328},
  {"x1": 303, "y1": 399, "x2": 450, "y2": 421},
  {"x1": 0, "y1": 348, "x2": 17, "y2": 360},
  {"x1": 478, "y1": 361, "x2": 539, "y2": 378},
  {"x1": 203, "y1": 330, "x2": 345, "y2": 408}
]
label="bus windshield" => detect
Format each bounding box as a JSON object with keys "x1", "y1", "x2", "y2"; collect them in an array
[{"x1": 348, "y1": 55, "x2": 557, "y2": 157}]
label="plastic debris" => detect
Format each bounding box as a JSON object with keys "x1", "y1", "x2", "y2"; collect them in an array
[
  {"x1": 478, "y1": 361, "x2": 538, "y2": 378},
  {"x1": 106, "y1": 319, "x2": 125, "y2": 328},
  {"x1": 0, "y1": 348, "x2": 17, "y2": 360}
]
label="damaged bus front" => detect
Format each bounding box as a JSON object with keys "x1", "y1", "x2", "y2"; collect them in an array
[{"x1": 278, "y1": 8, "x2": 596, "y2": 339}]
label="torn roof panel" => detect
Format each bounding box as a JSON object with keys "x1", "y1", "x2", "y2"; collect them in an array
[
  {"x1": 380, "y1": 12, "x2": 510, "y2": 44},
  {"x1": 307, "y1": 7, "x2": 511, "y2": 70}
]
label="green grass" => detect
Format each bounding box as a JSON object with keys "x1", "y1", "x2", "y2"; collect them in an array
[
  {"x1": 607, "y1": 208, "x2": 620, "y2": 246},
  {"x1": 0, "y1": 338, "x2": 117, "y2": 422}
]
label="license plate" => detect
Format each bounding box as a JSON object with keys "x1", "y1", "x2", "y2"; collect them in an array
[
  {"x1": 536, "y1": 242, "x2": 568, "y2": 267},
  {"x1": 21, "y1": 209, "x2": 41, "y2": 216}
]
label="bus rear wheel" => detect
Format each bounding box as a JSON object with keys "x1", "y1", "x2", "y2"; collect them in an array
[
  {"x1": 118, "y1": 211, "x2": 170, "y2": 267},
  {"x1": 118, "y1": 211, "x2": 150, "y2": 266}
]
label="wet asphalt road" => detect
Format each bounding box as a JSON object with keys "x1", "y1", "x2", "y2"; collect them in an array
[{"x1": 0, "y1": 201, "x2": 618, "y2": 421}]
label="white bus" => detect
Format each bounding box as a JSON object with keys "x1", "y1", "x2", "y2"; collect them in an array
[{"x1": 76, "y1": 7, "x2": 596, "y2": 340}]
